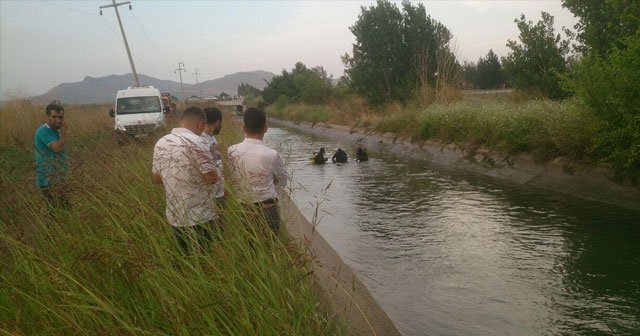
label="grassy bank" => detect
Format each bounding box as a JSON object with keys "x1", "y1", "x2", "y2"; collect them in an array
[
  {"x1": 266, "y1": 95, "x2": 603, "y2": 164},
  {"x1": 0, "y1": 102, "x2": 344, "y2": 335}
]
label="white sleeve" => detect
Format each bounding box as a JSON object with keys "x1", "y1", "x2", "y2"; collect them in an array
[{"x1": 271, "y1": 153, "x2": 288, "y2": 188}]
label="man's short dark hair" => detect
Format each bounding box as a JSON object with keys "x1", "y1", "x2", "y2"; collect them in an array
[
  {"x1": 181, "y1": 106, "x2": 206, "y2": 122},
  {"x1": 243, "y1": 108, "x2": 266, "y2": 134},
  {"x1": 203, "y1": 107, "x2": 222, "y2": 125},
  {"x1": 45, "y1": 104, "x2": 64, "y2": 116}
]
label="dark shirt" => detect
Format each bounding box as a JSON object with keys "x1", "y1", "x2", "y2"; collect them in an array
[{"x1": 332, "y1": 150, "x2": 348, "y2": 163}]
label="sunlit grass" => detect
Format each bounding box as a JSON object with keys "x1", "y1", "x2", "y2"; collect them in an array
[
  {"x1": 0, "y1": 102, "x2": 344, "y2": 335},
  {"x1": 266, "y1": 95, "x2": 602, "y2": 164},
  {"x1": 377, "y1": 99, "x2": 601, "y2": 162}
]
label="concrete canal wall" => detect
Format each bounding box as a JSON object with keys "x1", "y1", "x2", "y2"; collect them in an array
[
  {"x1": 270, "y1": 118, "x2": 640, "y2": 211},
  {"x1": 280, "y1": 194, "x2": 403, "y2": 336}
]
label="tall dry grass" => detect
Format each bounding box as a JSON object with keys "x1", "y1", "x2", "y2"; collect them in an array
[
  {"x1": 0, "y1": 102, "x2": 345, "y2": 335},
  {"x1": 264, "y1": 94, "x2": 602, "y2": 163},
  {"x1": 0, "y1": 100, "x2": 113, "y2": 148}
]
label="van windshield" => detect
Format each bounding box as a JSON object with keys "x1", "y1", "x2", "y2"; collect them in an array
[{"x1": 117, "y1": 96, "x2": 161, "y2": 114}]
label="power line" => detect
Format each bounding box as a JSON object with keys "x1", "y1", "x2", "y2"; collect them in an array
[
  {"x1": 193, "y1": 68, "x2": 201, "y2": 98},
  {"x1": 130, "y1": 10, "x2": 173, "y2": 70},
  {"x1": 40, "y1": 0, "x2": 100, "y2": 16},
  {"x1": 175, "y1": 62, "x2": 186, "y2": 102},
  {"x1": 100, "y1": 0, "x2": 140, "y2": 87},
  {"x1": 100, "y1": 16, "x2": 121, "y2": 39}
]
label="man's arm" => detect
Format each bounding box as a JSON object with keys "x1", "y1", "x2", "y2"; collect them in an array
[
  {"x1": 271, "y1": 154, "x2": 288, "y2": 188},
  {"x1": 194, "y1": 137, "x2": 219, "y2": 185},
  {"x1": 202, "y1": 170, "x2": 219, "y2": 184},
  {"x1": 49, "y1": 123, "x2": 66, "y2": 153}
]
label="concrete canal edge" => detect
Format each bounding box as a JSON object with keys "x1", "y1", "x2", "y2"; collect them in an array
[
  {"x1": 270, "y1": 118, "x2": 640, "y2": 212},
  {"x1": 280, "y1": 193, "x2": 403, "y2": 336}
]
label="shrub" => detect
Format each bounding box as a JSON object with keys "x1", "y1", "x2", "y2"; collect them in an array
[{"x1": 568, "y1": 35, "x2": 640, "y2": 182}]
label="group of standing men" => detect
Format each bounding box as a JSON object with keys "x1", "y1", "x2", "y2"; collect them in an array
[
  {"x1": 152, "y1": 106, "x2": 288, "y2": 253},
  {"x1": 34, "y1": 104, "x2": 287, "y2": 254}
]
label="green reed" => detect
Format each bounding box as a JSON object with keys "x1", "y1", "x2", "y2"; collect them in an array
[{"x1": 0, "y1": 104, "x2": 344, "y2": 335}]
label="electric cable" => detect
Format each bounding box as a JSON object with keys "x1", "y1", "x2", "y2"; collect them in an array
[
  {"x1": 40, "y1": 0, "x2": 99, "y2": 16},
  {"x1": 131, "y1": 11, "x2": 174, "y2": 70}
]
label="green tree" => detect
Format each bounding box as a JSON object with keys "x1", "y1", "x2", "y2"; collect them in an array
[
  {"x1": 475, "y1": 50, "x2": 505, "y2": 89},
  {"x1": 262, "y1": 62, "x2": 333, "y2": 105},
  {"x1": 562, "y1": 1, "x2": 640, "y2": 181},
  {"x1": 569, "y1": 35, "x2": 640, "y2": 182},
  {"x1": 218, "y1": 92, "x2": 231, "y2": 100},
  {"x1": 237, "y1": 82, "x2": 261, "y2": 98},
  {"x1": 502, "y1": 12, "x2": 570, "y2": 99},
  {"x1": 461, "y1": 61, "x2": 478, "y2": 89},
  {"x1": 562, "y1": 0, "x2": 640, "y2": 56},
  {"x1": 343, "y1": 0, "x2": 452, "y2": 105}
]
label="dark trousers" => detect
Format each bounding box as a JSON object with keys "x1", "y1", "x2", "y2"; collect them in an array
[
  {"x1": 261, "y1": 205, "x2": 281, "y2": 234},
  {"x1": 243, "y1": 199, "x2": 282, "y2": 235},
  {"x1": 172, "y1": 220, "x2": 220, "y2": 255},
  {"x1": 41, "y1": 185, "x2": 69, "y2": 210}
]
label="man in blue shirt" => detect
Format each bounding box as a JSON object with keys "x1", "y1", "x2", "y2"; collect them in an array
[{"x1": 34, "y1": 104, "x2": 68, "y2": 209}]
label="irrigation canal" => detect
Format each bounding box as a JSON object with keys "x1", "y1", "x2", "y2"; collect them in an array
[{"x1": 263, "y1": 124, "x2": 640, "y2": 336}]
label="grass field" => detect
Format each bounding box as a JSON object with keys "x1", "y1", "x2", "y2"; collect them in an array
[
  {"x1": 0, "y1": 101, "x2": 344, "y2": 335},
  {"x1": 266, "y1": 93, "x2": 602, "y2": 164}
]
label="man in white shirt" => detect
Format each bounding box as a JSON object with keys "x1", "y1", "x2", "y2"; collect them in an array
[
  {"x1": 152, "y1": 106, "x2": 221, "y2": 254},
  {"x1": 227, "y1": 108, "x2": 288, "y2": 234},
  {"x1": 202, "y1": 107, "x2": 225, "y2": 208}
]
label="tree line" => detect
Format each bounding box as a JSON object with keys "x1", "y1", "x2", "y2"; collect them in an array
[{"x1": 239, "y1": 0, "x2": 638, "y2": 181}]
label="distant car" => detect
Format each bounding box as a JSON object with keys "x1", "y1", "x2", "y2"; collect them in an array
[{"x1": 161, "y1": 93, "x2": 175, "y2": 117}]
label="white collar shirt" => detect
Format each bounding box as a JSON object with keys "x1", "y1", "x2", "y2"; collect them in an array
[
  {"x1": 201, "y1": 132, "x2": 224, "y2": 198},
  {"x1": 227, "y1": 138, "x2": 288, "y2": 203},
  {"x1": 152, "y1": 128, "x2": 217, "y2": 227}
]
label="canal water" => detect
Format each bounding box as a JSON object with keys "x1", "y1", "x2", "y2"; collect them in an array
[{"x1": 264, "y1": 124, "x2": 640, "y2": 336}]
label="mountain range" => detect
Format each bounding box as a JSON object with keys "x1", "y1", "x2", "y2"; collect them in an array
[{"x1": 30, "y1": 70, "x2": 275, "y2": 104}]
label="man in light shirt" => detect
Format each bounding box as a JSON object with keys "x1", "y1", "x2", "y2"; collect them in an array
[
  {"x1": 227, "y1": 108, "x2": 288, "y2": 234},
  {"x1": 202, "y1": 107, "x2": 225, "y2": 208},
  {"x1": 152, "y1": 106, "x2": 221, "y2": 254}
]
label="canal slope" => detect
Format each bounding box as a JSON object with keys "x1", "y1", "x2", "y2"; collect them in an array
[
  {"x1": 269, "y1": 118, "x2": 640, "y2": 211},
  {"x1": 280, "y1": 194, "x2": 403, "y2": 336}
]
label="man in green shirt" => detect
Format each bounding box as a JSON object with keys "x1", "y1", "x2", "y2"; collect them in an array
[{"x1": 34, "y1": 104, "x2": 68, "y2": 209}]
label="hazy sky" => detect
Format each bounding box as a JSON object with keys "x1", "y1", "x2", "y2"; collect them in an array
[{"x1": 0, "y1": 0, "x2": 578, "y2": 98}]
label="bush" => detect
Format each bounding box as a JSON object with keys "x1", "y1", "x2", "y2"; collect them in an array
[
  {"x1": 262, "y1": 62, "x2": 334, "y2": 106},
  {"x1": 569, "y1": 35, "x2": 640, "y2": 182},
  {"x1": 266, "y1": 103, "x2": 329, "y2": 125}
]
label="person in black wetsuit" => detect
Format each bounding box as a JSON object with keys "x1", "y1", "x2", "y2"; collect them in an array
[
  {"x1": 332, "y1": 148, "x2": 348, "y2": 163},
  {"x1": 355, "y1": 147, "x2": 368, "y2": 162},
  {"x1": 313, "y1": 147, "x2": 328, "y2": 164}
]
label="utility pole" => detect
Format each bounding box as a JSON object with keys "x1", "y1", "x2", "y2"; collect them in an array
[
  {"x1": 193, "y1": 68, "x2": 201, "y2": 98},
  {"x1": 100, "y1": 0, "x2": 140, "y2": 87},
  {"x1": 175, "y1": 62, "x2": 186, "y2": 102}
]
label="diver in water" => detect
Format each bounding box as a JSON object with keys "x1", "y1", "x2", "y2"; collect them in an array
[
  {"x1": 355, "y1": 147, "x2": 368, "y2": 162},
  {"x1": 312, "y1": 147, "x2": 328, "y2": 164},
  {"x1": 332, "y1": 148, "x2": 348, "y2": 163}
]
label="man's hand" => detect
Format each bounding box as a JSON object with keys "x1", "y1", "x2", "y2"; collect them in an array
[
  {"x1": 59, "y1": 121, "x2": 67, "y2": 137},
  {"x1": 152, "y1": 173, "x2": 163, "y2": 185},
  {"x1": 49, "y1": 121, "x2": 67, "y2": 153}
]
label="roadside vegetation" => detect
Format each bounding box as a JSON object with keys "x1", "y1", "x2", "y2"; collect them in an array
[
  {"x1": 247, "y1": 0, "x2": 639, "y2": 184},
  {"x1": 0, "y1": 102, "x2": 344, "y2": 335}
]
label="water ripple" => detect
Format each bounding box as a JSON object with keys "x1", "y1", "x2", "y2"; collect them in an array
[{"x1": 265, "y1": 125, "x2": 640, "y2": 336}]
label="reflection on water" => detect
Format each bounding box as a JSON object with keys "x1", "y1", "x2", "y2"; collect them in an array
[{"x1": 265, "y1": 125, "x2": 640, "y2": 336}]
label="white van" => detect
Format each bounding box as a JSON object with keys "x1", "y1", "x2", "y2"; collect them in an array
[{"x1": 109, "y1": 86, "x2": 166, "y2": 141}]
